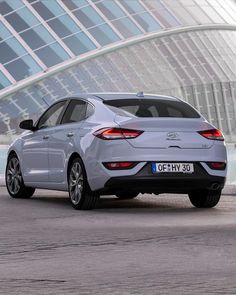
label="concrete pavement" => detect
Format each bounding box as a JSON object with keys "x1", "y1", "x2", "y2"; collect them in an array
[{"x1": 0, "y1": 187, "x2": 236, "y2": 294}]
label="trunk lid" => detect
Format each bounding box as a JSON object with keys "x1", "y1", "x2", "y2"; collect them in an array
[{"x1": 114, "y1": 116, "x2": 214, "y2": 149}]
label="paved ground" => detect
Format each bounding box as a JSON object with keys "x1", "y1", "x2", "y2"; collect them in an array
[{"x1": 0, "y1": 187, "x2": 236, "y2": 295}]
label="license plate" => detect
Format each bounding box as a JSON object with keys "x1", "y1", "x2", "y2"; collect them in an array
[{"x1": 152, "y1": 163, "x2": 194, "y2": 174}]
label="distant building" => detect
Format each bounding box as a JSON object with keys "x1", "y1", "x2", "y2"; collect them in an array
[{"x1": 0, "y1": 0, "x2": 236, "y2": 143}]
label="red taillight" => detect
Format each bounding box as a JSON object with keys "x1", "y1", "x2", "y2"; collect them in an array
[
  {"x1": 103, "y1": 162, "x2": 137, "y2": 170},
  {"x1": 207, "y1": 162, "x2": 226, "y2": 170},
  {"x1": 93, "y1": 128, "x2": 143, "y2": 140},
  {"x1": 198, "y1": 129, "x2": 224, "y2": 141}
]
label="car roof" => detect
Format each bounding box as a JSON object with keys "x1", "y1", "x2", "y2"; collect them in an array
[{"x1": 61, "y1": 92, "x2": 180, "y2": 102}]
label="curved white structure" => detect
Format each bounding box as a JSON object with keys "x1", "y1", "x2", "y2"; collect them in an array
[{"x1": 0, "y1": 0, "x2": 236, "y2": 143}]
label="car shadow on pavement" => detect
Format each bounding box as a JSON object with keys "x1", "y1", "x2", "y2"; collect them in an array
[
  {"x1": 11, "y1": 189, "x2": 215, "y2": 213},
  {"x1": 1, "y1": 188, "x2": 222, "y2": 214},
  {"x1": 97, "y1": 195, "x2": 199, "y2": 212},
  {"x1": 29, "y1": 195, "x2": 72, "y2": 209},
  {"x1": 30, "y1": 195, "x2": 204, "y2": 215}
]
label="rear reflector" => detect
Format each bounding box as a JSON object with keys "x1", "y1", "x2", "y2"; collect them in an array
[
  {"x1": 206, "y1": 162, "x2": 226, "y2": 170},
  {"x1": 94, "y1": 128, "x2": 143, "y2": 140},
  {"x1": 103, "y1": 162, "x2": 137, "y2": 170},
  {"x1": 198, "y1": 129, "x2": 224, "y2": 141}
]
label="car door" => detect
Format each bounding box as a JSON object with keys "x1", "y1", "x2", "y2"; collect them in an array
[
  {"x1": 48, "y1": 99, "x2": 91, "y2": 183},
  {"x1": 22, "y1": 100, "x2": 67, "y2": 183}
]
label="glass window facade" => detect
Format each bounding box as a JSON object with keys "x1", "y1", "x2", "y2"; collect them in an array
[
  {"x1": 61, "y1": 0, "x2": 89, "y2": 11},
  {"x1": 0, "y1": 0, "x2": 236, "y2": 92},
  {"x1": 35, "y1": 43, "x2": 70, "y2": 67},
  {"x1": 119, "y1": 0, "x2": 146, "y2": 14},
  {"x1": 20, "y1": 25, "x2": 55, "y2": 50},
  {"x1": 144, "y1": 0, "x2": 180, "y2": 27},
  {"x1": 112, "y1": 18, "x2": 141, "y2": 38},
  {"x1": 0, "y1": 22, "x2": 12, "y2": 40},
  {"x1": 133, "y1": 12, "x2": 162, "y2": 32},
  {"x1": 0, "y1": 21, "x2": 43, "y2": 80},
  {"x1": 94, "y1": 0, "x2": 142, "y2": 37},
  {"x1": 47, "y1": 15, "x2": 81, "y2": 38},
  {"x1": 0, "y1": 71, "x2": 11, "y2": 89},
  {"x1": 96, "y1": 0, "x2": 125, "y2": 20},
  {"x1": 89, "y1": 24, "x2": 120, "y2": 45},
  {"x1": 0, "y1": 37, "x2": 26, "y2": 64},
  {"x1": 62, "y1": 1, "x2": 121, "y2": 45},
  {"x1": 0, "y1": 0, "x2": 24, "y2": 15},
  {"x1": 5, "y1": 7, "x2": 40, "y2": 32},
  {"x1": 32, "y1": 0, "x2": 65, "y2": 20},
  {"x1": 73, "y1": 6, "x2": 105, "y2": 28},
  {"x1": 1, "y1": 3, "x2": 71, "y2": 78},
  {"x1": 63, "y1": 32, "x2": 96, "y2": 55},
  {"x1": 4, "y1": 54, "x2": 42, "y2": 81},
  {"x1": 118, "y1": 0, "x2": 162, "y2": 32}
]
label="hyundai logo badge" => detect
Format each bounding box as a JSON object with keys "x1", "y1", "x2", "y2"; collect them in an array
[{"x1": 166, "y1": 132, "x2": 180, "y2": 140}]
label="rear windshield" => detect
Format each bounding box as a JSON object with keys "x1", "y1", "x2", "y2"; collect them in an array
[{"x1": 104, "y1": 99, "x2": 200, "y2": 118}]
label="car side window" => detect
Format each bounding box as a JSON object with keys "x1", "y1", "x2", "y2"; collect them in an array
[
  {"x1": 61, "y1": 99, "x2": 88, "y2": 124},
  {"x1": 37, "y1": 101, "x2": 66, "y2": 129}
]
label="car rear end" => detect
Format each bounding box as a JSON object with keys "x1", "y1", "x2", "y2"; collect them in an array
[{"x1": 86, "y1": 94, "x2": 227, "y2": 198}]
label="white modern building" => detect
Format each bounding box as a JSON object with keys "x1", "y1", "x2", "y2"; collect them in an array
[{"x1": 0, "y1": 0, "x2": 236, "y2": 182}]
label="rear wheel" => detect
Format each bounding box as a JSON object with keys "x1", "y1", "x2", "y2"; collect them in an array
[
  {"x1": 6, "y1": 154, "x2": 35, "y2": 199},
  {"x1": 188, "y1": 190, "x2": 221, "y2": 208},
  {"x1": 68, "y1": 157, "x2": 99, "y2": 210},
  {"x1": 116, "y1": 192, "x2": 138, "y2": 200}
]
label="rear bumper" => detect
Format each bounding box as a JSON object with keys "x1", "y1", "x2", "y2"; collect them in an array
[{"x1": 98, "y1": 163, "x2": 226, "y2": 194}]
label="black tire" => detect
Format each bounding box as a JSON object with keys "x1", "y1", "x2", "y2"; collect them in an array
[
  {"x1": 68, "y1": 157, "x2": 99, "y2": 210},
  {"x1": 5, "y1": 154, "x2": 35, "y2": 199},
  {"x1": 116, "y1": 192, "x2": 138, "y2": 200},
  {"x1": 188, "y1": 190, "x2": 221, "y2": 208}
]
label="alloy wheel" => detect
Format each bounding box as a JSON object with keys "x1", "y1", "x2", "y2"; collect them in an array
[
  {"x1": 6, "y1": 157, "x2": 22, "y2": 195},
  {"x1": 69, "y1": 161, "x2": 84, "y2": 205}
]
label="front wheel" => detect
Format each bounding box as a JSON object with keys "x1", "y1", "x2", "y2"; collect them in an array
[
  {"x1": 6, "y1": 154, "x2": 35, "y2": 199},
  {"x1": 68, "y1": 158, "x2": 99, "y2": 210},
  {"x1": 188, "y1": 190, "x2": 221, "y2": 208}
]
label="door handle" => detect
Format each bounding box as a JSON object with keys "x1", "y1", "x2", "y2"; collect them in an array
[
  {"x1": 67, "y1": 132, "x2": 74, "y2": 138},
  {"x1": 43, "y1": 135, "x2": 49, "y2": 140}
]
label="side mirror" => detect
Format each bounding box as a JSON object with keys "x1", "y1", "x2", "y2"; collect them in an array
[{"x1": 19, "y1": 119, "x2": 36, "y2": 131}]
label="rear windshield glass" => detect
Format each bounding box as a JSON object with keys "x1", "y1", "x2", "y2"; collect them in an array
[{"x1": 104, "y1": 99, "x2": 200, "y2": 118}]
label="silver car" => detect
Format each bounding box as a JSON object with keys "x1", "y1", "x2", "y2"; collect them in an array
[{"x1": 5, "y1": 92, "x2": 227, "y2": 210}]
